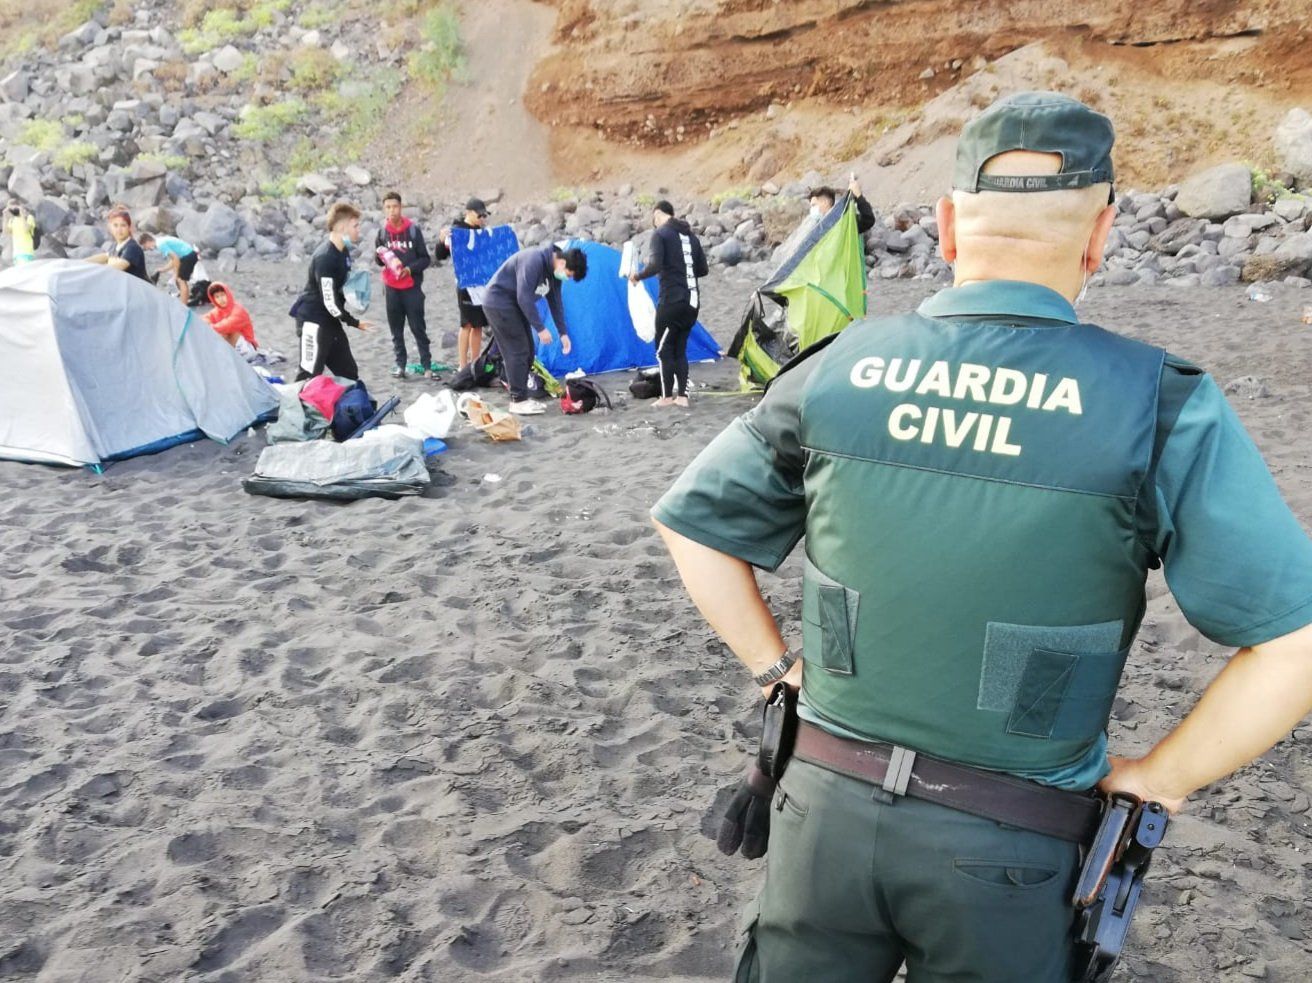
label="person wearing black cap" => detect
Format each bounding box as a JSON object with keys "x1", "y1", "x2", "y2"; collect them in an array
[
  {"x1": 435, "y1": 198, "x2": 491, "y2": 372},
  {"x1": 629, "y1": 200, "x2": 708, "y2": 408},
  {"x1": 482, "y1": 242, "x2": 588, "y2": 415},
  {"x1": 653, "y1": 91, "x2": 1312, "y2": 980}
]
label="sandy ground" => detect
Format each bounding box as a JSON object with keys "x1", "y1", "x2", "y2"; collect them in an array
[{"x1": 2, "y1": 258, "x2": 1311, "y2": 982}]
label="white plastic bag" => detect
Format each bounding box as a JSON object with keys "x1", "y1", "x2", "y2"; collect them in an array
[
  {"x1": 403, "y1": 389, "x2": 458, "y2": 439},
  {"x1": 621, "y1": 240, "x2": 657, "y2": 342}
]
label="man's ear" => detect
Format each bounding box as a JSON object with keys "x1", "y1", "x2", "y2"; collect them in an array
[
  {"x1": 935, "y1": 196, "x2": 956, "y2": 263},
  {"x1": 1084, "y1": 203, "x2": 1117, "y2": 273}
]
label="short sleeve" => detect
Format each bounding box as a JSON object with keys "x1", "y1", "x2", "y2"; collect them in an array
[
  {"x1": 1149, "y1": 366, "x2": 1312, "y2": 647},
  {"x1": 651, "y1": 345, "x2": 825, "y2": 571}
]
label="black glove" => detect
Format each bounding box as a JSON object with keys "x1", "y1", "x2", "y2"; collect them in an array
[{"x1": 716, "y1": 762, "x2": 777, "y2": 859}]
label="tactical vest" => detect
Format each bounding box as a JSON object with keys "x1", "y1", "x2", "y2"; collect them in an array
[{"x1": 797, "y1": 311, "x2": 1166, "y2": 776}]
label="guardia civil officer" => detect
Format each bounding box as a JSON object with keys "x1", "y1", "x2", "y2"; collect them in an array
[{"x1": 652, "y1": 92, "x2": 1312, "y2": 981}]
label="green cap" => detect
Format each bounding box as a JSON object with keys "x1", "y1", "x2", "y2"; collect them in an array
[{"x1": 953, "y1": 91, "x2": 1115, "y2": 195}]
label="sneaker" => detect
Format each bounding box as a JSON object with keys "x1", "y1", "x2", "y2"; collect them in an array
[
  {"x1": 391, "y1": 366, "x2": 406, "y2": 379},
  {"x1": 508, "y1": 400, "x2": 546, "y2": 416}
]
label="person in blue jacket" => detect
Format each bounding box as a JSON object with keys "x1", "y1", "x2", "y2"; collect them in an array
[{"x1": 482, "y1": 243, "x2": 587, "y2": 415}]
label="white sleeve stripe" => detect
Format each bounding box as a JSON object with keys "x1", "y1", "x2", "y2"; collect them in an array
[{"x1": 320, "y1": 276, "x2": 343, "y2": 318}]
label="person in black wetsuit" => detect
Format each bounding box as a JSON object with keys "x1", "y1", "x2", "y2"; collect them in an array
[
  {"x1": 293, "y1": 202, "x2": 373, "y2": 381},
  {"x1": 630, "y1": 200, "x2": 708, "y2": 408}
]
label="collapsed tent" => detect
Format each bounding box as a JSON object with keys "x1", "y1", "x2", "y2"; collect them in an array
[
  {"x1": 0, "y1": 260, "x2": 278, "y2": 467},
  {"x1": 728, "y1": 193, "x2": 868, "y2": 387},
  {"x1": 533, "y1": 240, "x2": 720, "y2": 376}
]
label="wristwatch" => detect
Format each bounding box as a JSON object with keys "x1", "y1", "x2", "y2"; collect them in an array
[{"x1": 752, "y1": 649, "x2": 798, "y2": 688}]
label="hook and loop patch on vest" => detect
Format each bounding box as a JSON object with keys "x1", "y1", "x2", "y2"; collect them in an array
[
  {"x1": 802, "y1": 557, "x2": 861, "y2": 675},
  {"x1": 980, "y1": 621, "x2": 1128, "y2": 740}
]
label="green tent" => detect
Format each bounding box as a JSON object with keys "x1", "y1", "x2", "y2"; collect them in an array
[{"x1": 728, "y1": 193, "x2": 868, "y2": 388}]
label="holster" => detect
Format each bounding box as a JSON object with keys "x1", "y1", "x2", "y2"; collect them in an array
[
  {"x1": 757, "y1": 683, "x2": 798, "y2": 781},
  {"x1": 1071, "y1": 795, "x2": 1169, "y2": 982}
]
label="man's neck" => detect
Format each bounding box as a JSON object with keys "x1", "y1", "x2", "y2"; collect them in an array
[{"x1": 329, "y1": 233, "x2": 345, "y2": 250}]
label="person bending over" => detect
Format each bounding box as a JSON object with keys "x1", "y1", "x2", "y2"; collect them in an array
[
  {"x1": 139, "y1": 232, "x2": 201, "y2": 306},
  {"x1": 481, "y1": 243, "x2": 586, "y2": 415}
]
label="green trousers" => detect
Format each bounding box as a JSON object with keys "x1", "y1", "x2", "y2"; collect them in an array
[{"x1": 734, "y1": 759, "x2": 1081, "y2": 982}]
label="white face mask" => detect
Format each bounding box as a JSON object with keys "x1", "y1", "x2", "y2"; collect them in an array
[{"x1": 809, "y1": 206, "x2": 822, "y2": 219}]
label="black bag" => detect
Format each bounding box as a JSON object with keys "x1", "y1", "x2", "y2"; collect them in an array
[
  {"x1": 629, "y1": 368, "x2": 662, "y2": 400},
  {"x1": 560, "y1": 378, "x2": 612, "y2": 415},
  {"x1": 450, "y1": 340, "x2": 503, "y2": 391},
  {"x1": 30, "y1": 223, "x2": 41, "y2": 250}
]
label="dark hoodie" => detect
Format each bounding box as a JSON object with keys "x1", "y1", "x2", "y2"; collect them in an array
[
  {"x1": 634, "y1": 218, "x2": 709, "y2": 311},
  {"x1": 483, "y1": 244, "x2": 570, "y2": 336},
  {"x1": 374, "y1": 218, "x2": 431, "y2": 291}
]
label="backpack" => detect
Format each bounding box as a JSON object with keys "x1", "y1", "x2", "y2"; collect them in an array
[
  {"x1": 560, "y1": 378, "x2": 611, "y2": 415},
  {"x1": 628, "y1": 368, "x2": 662, "y2": 400},
  {"x1": 449, "y1": 340, "x2": 503, "y2": 391},
  {"x1": 331, "y1": 381, "x2": 377, "y2": 441}
]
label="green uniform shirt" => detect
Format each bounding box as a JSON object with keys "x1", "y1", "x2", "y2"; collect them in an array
[{"x1": 654, "y1": 280, "x2": 1312, "y2": 789}]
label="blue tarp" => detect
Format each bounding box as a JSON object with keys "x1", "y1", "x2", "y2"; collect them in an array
[
  {"x1": 533, "y1": 240, "x2": 720, "y2": 376},
  {"x1": 450, "y1": 225, "x2": 520, "y2": 290}
]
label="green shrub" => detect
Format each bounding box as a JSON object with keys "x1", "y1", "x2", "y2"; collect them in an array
[
  {"x1": 178, "y1": 5, "x2": 263, "y2": 54},
  {"x1": 54, "y1": 141, "x2": 98, "y2": 170},
  {"x1": 1250, "y1": 164, "x2": 1296, "y2": 204},
  {"x1": 233, "y1": 99, "x2": 307, "y2": 141},
  {"x1": 711, "y1": 186, "x2": 756, "y2": 208},
  {"x1": 299, "y1": 3, "x2": 335, "y2": 30},
  {"x1": 408, "y1": 3, "x2": 465, "y2": 90},
  {"x1": 19, "y1": 119, "x2": 65, "y2": 152},
  {"x1": 289, "y1": 47, "x2": 342, "y2": 92},
  {"x1": 309, "y1": 67, "x2": 403, "y2": 157},
  {"x1": 136, "y1": 152, "x2": 189, "y2": 171}
]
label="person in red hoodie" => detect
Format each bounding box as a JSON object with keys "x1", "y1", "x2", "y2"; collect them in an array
[
  {"x1": 204, "y1": 282, "x2": 257, "y2": 348},
  {"x1": 375, "y1": 191, "x2": 434, "y2": 379}
]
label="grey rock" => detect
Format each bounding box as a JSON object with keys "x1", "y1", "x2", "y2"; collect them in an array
[
  {"x1": 1201, "y1": 265, "x2": 1241, "y2": 287},
  {"x1": 1223, "y1": 375, "x2": 1270, "y2": 399},
  {"x1": 600, "y1": 218, "x2": 632, "y2": 245},
  {"x1": 1104, "y1": 268, "x2": 1140, "y2": 286},
  {"x1": 1283, "y1": 275, "x2": 1312, "y2": 287},
  {"x1": 1126, "y1": 230, "x2": 1151, "y2": 250},
  {"x1": 33, "y1": 198, "x2": 70, "y2": 234},
  {"x1": 1272, "y1": 196, "x2": 1308, "y2": 222},
  {"x1": 344, "y1": 165, "x2": 372, "y2": 186},
  {"x1": 213, "y1": 45, "x2": 245, "y2": 74},
  {"x1": 216, "y1": 248, "x2": 239, "y2": 273},
  {"x1": 1274, "y1": 108, "x2": 1312, "y2": 185},
  {"x1": 1253, "y1": 235, "x2": 1281, "y2": 257},
  {"x1": 0, "y1": 70, "x2": 29, "y2": 102},
  {"x1": 1217, "y1": 236, "x2": 1254, "y2": 260},
  {"x1": 1175, "y1": 163, "x2": 1253, "y2": 220},
  {"x1": 135, "y1": 206, "x2": 176, "y2": 235},
  {"x1": 1165, "y1": 274, "x2": 1202, "y2": 289},
  {"x1": 716, "y1": 196, "x2": 748, "y2": 214},
  {"x1": 193, "y1": 111, "x2": 226, "y2": 136},
  {"x1": 884, "y1": 230, "x2": 911, "y2": 253},
  {"x1": 297, "y1": 173, "x2": 337, "y2": 196},
  {"x1": 198, "y1": 203, "x2": 241, "y2": 251},
  {"x1": 159, "y1": 104, "x2": 179, "y2": 130},
  {"x1": 105, "y1": 110, "x2": 133, "y2": 132},
  {"x1": 1148, "y1": 219, "x2": 1205, "y2": 255},
  {"x1": 712, "y1": 237, "x2": 744, "y2": 266},
  {"x1": 1274, "y1": 231, "x2": 1312, "y2": 263},
  {"x1": 7, "y1": 165, "x2": 43, "y2": 206},
  {"x1": 119, "y1": 176, "x2": 165, "y2": 210},
  {"x1": 1142, "y1": 217, "x2": 1168, "y2": 235},
  {"x1": 65, "y1": 224, "x2": 101, "y2": 248},
  {"x1": 1134, "y1": 201, "x2": 1166, "y2": 222}
]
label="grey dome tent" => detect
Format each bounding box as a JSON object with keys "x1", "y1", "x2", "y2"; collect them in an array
[{"x1": 0, "y1": 260, "x2": 277, "y2": 468}]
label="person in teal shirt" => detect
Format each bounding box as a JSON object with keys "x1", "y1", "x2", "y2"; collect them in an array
[
  {"x1": 653, "y1": 92, "x2": 1312, "y2": 982},
  {"x1": 139, "y1": 232, "x2": 200, "y2": 306}
]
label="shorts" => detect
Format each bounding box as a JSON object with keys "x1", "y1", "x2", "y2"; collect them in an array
[{"x1": 177, "y1": 252, "x2": 198, "y2": 282}]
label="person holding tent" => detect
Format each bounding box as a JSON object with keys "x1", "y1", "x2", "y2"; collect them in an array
[
  {"x1": 433, "y1": 197, "x2": 492, "y2": 372},
  {"x1": 293, "y1": 202, "x2": 372, "y2": 381},
  {"x1": 5, "y1": 201, "x2": 37, "y2": 264},
  {"x1": 809, "y1": 173, "x2": 877, "y2": 234},
  {"x1": 138, "y1": 232, "x2": 201, "y2": 306},
  {"x1": 629, "y1": 200, "x2": 709, "y2": 408},
  {"x1": 482, "y1": 243, "x2": 586, "y2": 415},
  {"x1": 203, "y1": 282, "x2": 256, "y2": 349},
  {"x1": 87, "y1": 205, "x2": 148, "y2": 281},
  {"x1": 374, "y1": 191, "x2": 434, "y2": 380},
  {"x1": 654, "y1": 91, "x2": 1312, "y2": 981}
]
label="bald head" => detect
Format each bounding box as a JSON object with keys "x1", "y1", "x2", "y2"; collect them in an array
[{"x1": 937, "y1": 150, "x2": 1115, "y2": 300}]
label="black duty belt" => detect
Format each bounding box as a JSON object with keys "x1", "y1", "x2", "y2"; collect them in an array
[{"x1": 793, "y1": 722, "x2": 1102, "y2": 843}]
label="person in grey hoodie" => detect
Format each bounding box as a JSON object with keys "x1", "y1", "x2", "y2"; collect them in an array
[{"x1": 482, "y1": 243, "x2": 588, "y2": 414}]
